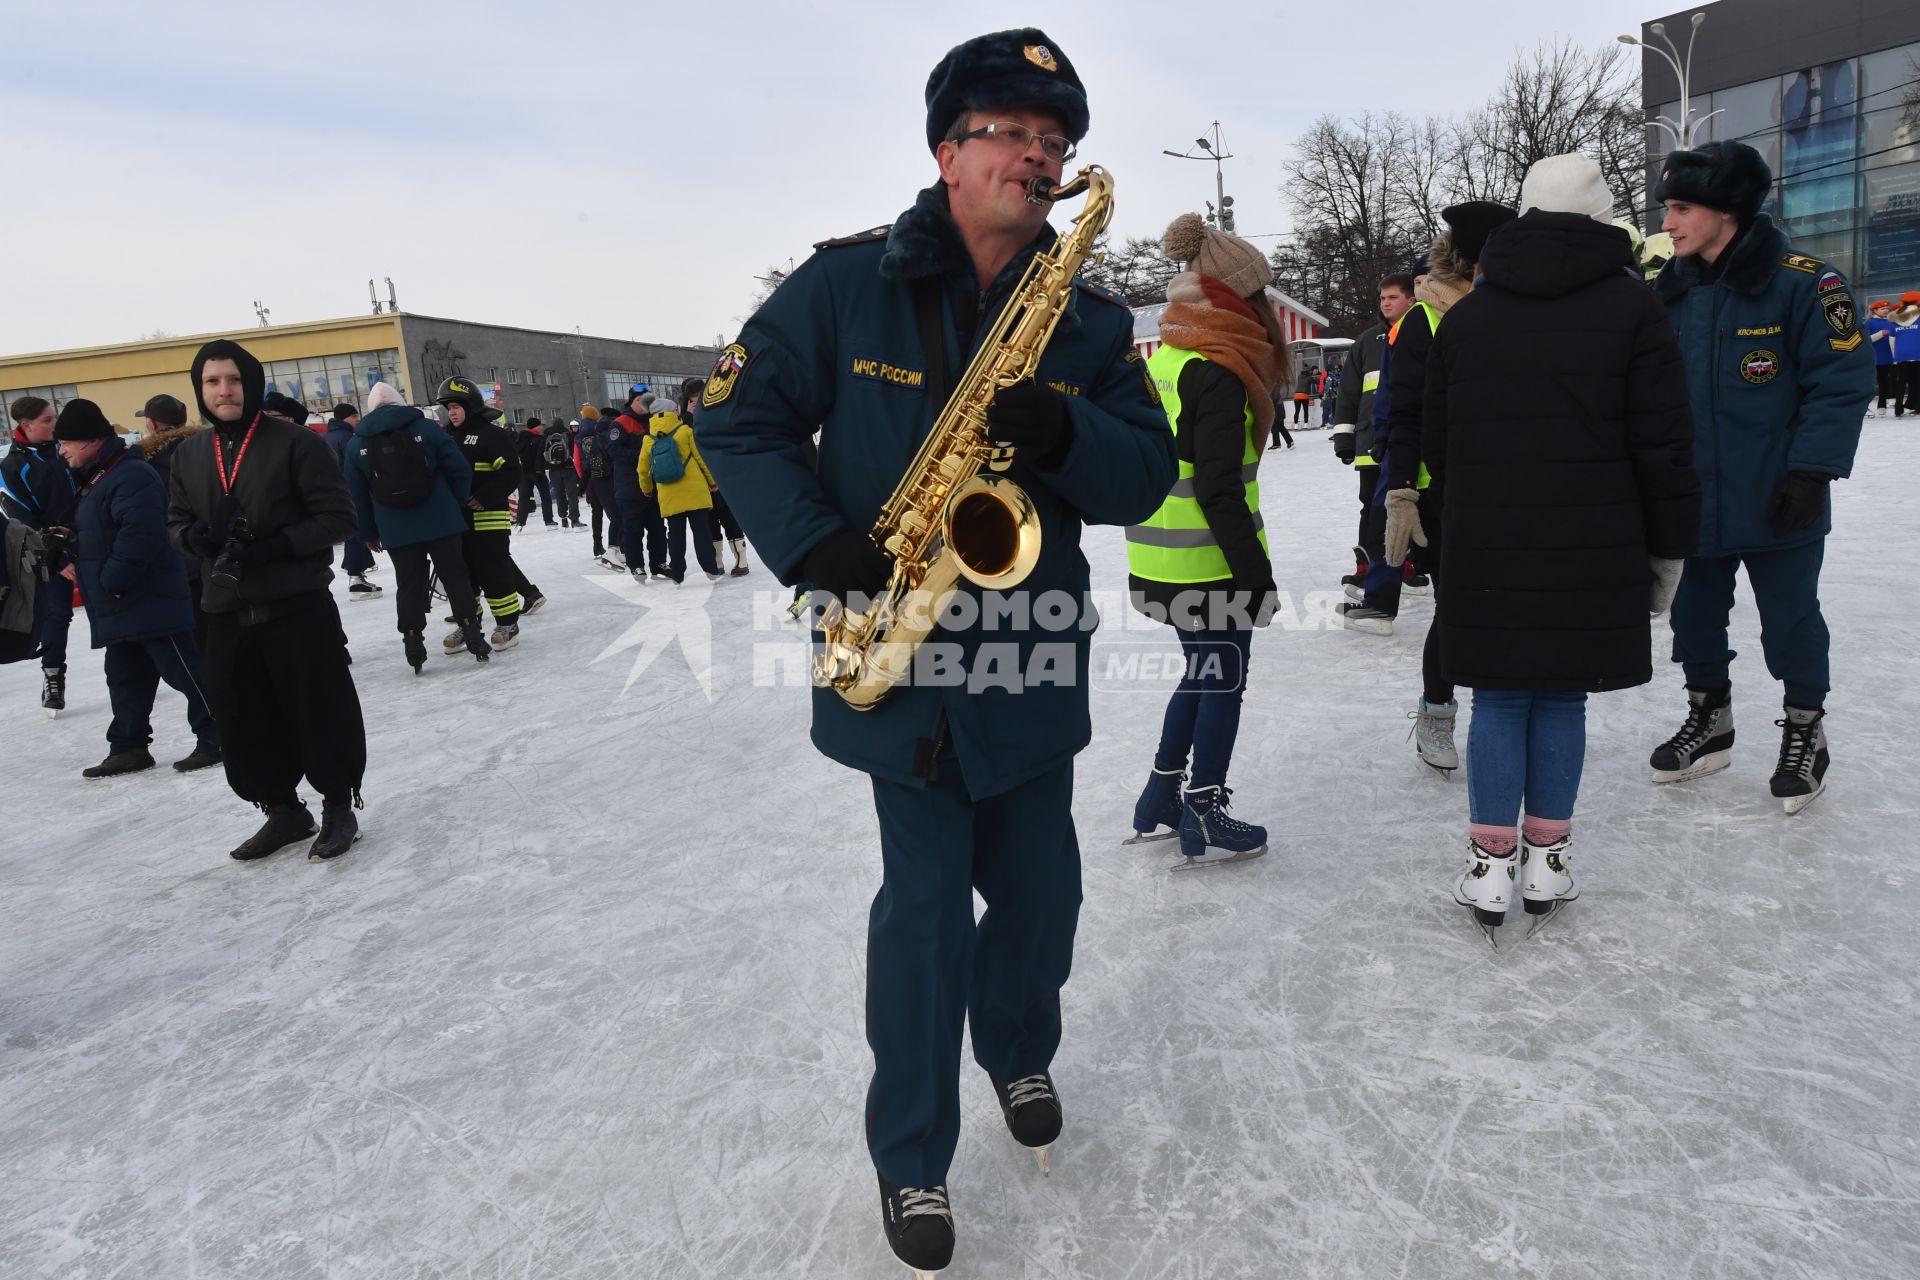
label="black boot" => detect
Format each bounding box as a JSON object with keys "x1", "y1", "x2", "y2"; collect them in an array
[
  {"x1": 82, "y1": 748, "x2": 156, "y2": 778},
  {"x1": 989, "y1": 1072, "x2": 1063, "y2": 1169},
  {"x1": 230, "y1": 804, "x2": 317, "y2": 861},
  {"x1": 403, "y1": 629, "x2": 427, "y2": 673},
  {"x1": 309, "y1": 801, "x2": 362, "y2": 861},
  {"x1": 171, "y1": 742, "x2": 223, "y2": 772},
  {"x1": 460, "y1": 618, "x2": 491, "y2": 663},
  {"x1": 41, "y1": 664, "x2": 66, "y2": 713},
  {"x1": 876, "y1": 1174, "x2": 954, "y2": 1276}
]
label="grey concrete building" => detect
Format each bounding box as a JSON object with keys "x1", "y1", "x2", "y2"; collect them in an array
[{"x1": 1637, "y1": 0, "x2": 1920, "y2": 299}]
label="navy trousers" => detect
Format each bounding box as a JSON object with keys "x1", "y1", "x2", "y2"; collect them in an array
[
  {"x1": 866, "y1": 759, "x2": 1081, "y2": 1187},
  {"x1": 104, "y1": 632, "x2": 216, "y2": 754},
  {"x1": 616, "y1": 489, "x2": 667, "y2": 573},
  {"x1": 38, "y1": 574, "x2": 74, "y2": 667},
  {"x1": 1670, "y1": 540, "x2": 1830, "y2": 708}
]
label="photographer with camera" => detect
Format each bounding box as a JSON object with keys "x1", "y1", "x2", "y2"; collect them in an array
[{"x1": 166, "y1": 339, "x2": 369, "y2": 863}]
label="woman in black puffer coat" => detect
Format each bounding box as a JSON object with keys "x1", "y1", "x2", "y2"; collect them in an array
[{"x1": 1425, "y1": 154, "x2": 1700, "y2": 936}]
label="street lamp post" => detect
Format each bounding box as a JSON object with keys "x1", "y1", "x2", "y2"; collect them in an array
[
  {"x1": 1163, "y1": 121, "x2": 1236, "y2": 231},
  {"x1": 1619, "y1": 12, "x2": 1721, "y2": 150}
]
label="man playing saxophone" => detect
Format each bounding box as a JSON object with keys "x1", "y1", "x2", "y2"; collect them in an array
[{"x1": 694, "y1": 27, "x2": 1175, "y2": 1278}]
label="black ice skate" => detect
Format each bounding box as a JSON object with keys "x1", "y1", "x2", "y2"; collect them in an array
[
  {"x1": 460, "y1": 619, "x2": 491, "y2": 663},
  {"x1": 230, "y1": 804, "x2": 318, "y2": 861},
  {"x1": 1125, "y1": 766, "x2": 1185, "y2": 844},
  {"x1": 1336, "y1": 601, "x2": 1393, "y2": 636},
  {"x1": 877, "y1": 1174, "x2": 954, "y2": 1278},
  {"x1": 1770, "y1": 705, "x2": 1830, "y2": 816},
  {"x1": 172, "y1": 742, "x2": 223, "y2": 773},
  {"x1": 403, "y1": 629, "x2": 427, "y2": 674},
  {"x1": 308, "y1": 801, "x2": 361, "y2": 861},
  {"x1": 990, "y1": 1072, "x2": 1063, "y2": 1174},
  {"x1": 1650, "y1": 685, "x2": 1734, "y2": 783},
  {"x1": 41, "y1": 664, "x2": 66, "y2": 717}
]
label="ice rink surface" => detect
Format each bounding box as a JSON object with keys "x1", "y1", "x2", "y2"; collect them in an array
[{"x1": 3, "y1": 424, "x2": 1917, "y2": 1280}]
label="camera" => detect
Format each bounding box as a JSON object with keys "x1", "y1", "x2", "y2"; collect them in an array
[{"x1": 210, "y1": 515, "x2": 252, "y2": 590}]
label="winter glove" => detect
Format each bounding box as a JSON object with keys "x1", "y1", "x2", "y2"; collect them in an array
[
  {"x1": 1235, "y1": 571, "x2": 1280, "y2": 629},
  {"x1": 1766, "y1": 471, "x2": 1832, "y2": 538},
  {"x1": 1649, "y1": 557, "x2": 1684, "y2": 617},
  {"x1": 1331, "y1": 424, "x2": 1356, "y2": 465},
  {"x1": 801, "y1": 529, "x2": 893, "y2": 606},
  {"x1": 237, "y1": 532, "x2": 293, "y2": 566},
  {"x1": 985, "y1": 380, "x2": 1072, "y2": 469},
  {"x1": 1382, "y1": 486, "x2": 1428, "y2": 567}
]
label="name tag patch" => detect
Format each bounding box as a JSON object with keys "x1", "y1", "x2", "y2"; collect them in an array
[{"x1": 851, "y1": 358, "x2": 925, "y2": 388}]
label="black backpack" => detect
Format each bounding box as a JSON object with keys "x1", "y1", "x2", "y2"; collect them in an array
[
  {"x1": 544, "y1": 430, "x2": 569, "y2": 468},
  {"x1": 583, "y1": 431, "x2": 611, "y2": 479},
  {"x1": 367, "y1": 429, "x2": 434, "y2": 507}
]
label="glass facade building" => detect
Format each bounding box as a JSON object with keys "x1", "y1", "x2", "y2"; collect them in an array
[
  {"x1": 1646, "y1": 29, "x2": 1920, "y2": 299},
  {"x1": 261, "y1": 348, "x2": 406, "y2": 417}
]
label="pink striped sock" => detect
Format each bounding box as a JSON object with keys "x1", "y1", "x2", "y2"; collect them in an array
[
  {"x1": 1469, "y1": 824, "x2": 1517, "y2": 856},
  {"x1": 1523, "y1": 817, "x2": 1571, "y2": 847}
]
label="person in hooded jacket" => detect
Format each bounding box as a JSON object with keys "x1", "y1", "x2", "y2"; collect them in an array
[
  {"x1": 133, "y1": 394, "x2": 208, "y2": 651},
  {"x1": 1649, "y1": 140, "x2": 1873, "y2": 814},
  {"x1": 513, "y1": 417, "x2": 555, "y2": 529},
  {"x1": 610, "y1": 385, "x2": 670, "y2": 579},
  {"x1": 435, "y1": 376, "x2": 538, "y2": 651},
  {"x1": 321, "y1": 401, "x2": 382, "y2": 599},
  {"x1": 543, "y1": 418, "x2": 581, "y2": 528},
  {"x1": 51, "y1": 400, "x2": 222, "y2": 779},
  {"x1": 165, "y1": 338, "x2": 367, "y2": 862},
  {"x1": 575, "y1": 404, "x2": 621, "y2": 563},
  {"x1": 1350, "y1": 200, "x2": 1519, "y2": 775},
  {"x1": 3, "y1": 394, "x2": 79, "y2": 714},
  {"x1": 1125, "y1": 213, "x2": 1285, "y2": 867},
  {"x1": 343, "y1": 381, "x2": 489, "y2": 671},
  {"x1": 635, "y1": 398, "x2": 722, "y2": 582},
  {"x1": 1426, "y1": 153, "x2": 1701, "y2": 938},
  {"x1": 681, "y1": 377, "x2": 751, "y2": 576}
]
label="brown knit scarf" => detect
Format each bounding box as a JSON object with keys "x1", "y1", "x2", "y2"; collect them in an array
[{"x1": 1157, "y1": 272, "x2": 1280, "y2": 433}]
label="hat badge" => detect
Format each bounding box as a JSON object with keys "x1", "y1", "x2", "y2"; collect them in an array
[{"x1": 1024, "y1": 44, "x2": 1057, "y2": 71}]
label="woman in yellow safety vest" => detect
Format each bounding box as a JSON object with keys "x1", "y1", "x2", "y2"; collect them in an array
[{"x1": 1124, "y1": 213, "x2": 1290, "y2": 868}]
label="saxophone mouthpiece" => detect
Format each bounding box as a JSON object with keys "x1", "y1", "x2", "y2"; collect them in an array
[{"x1": 1024, "y1": 176, "x2": 1055, "y2": 205}]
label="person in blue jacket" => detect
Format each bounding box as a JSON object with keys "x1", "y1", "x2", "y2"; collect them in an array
[
  {"x1": 50, "y1": 400, "x2": 219, "y2": 778},
  {"x1": 693, "y1": 27, "x2": 1176, "y2": 1276},
  {"x1": 1648, "y1": 140, "x2": 1873, "y2": 814},
  {"x1": 342, "y1": 382, "x2": 489, "y2": 671},
  {"x1": 1866, "y1": 298, "x2": 1896, "y2": 415},
  {"x1": 3, "y1": 394, "x2": 79, "y2": 714}
]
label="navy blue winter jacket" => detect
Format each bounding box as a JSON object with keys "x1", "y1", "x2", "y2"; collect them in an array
[
  {"x1": 343, "y1": 405, "x2": 473, "y2": 549},
  {"x1": 69, "y1": 435, "x2": 194, "y2": 646}
]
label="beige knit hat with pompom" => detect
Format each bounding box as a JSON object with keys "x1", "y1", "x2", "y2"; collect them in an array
[{"x1": 1161, "y1": 212, "x2": 1272, "y2": 299}]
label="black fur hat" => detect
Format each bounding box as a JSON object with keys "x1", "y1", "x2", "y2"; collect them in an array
[
  {"x1": 1654, "y1": 141, "x2": 1772, "y2": 221},
  {"x1": 924, "y1": 28, "x2": 1087, "y2": 154}
]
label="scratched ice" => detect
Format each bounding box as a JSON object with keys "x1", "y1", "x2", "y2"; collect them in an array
[{"x1": 2, "y1": 423, "x2": 1916, "y2": 1279}]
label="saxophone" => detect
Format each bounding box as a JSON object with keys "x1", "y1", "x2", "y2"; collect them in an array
[{"x1": 814, "y1": 165, "x2": 1115, "y2": 710}]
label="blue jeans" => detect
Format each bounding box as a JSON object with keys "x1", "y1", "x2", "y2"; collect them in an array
[
  {"x1": 1466, "y1": 690, "x2": 1587, "y2": 826},
  {"x1": 1153, "y1": 626, "x2": 1253, "y2": 790}
]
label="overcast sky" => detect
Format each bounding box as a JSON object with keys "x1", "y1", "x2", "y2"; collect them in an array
[{"x1": 4, "y1": 0, "x2": 1669, "y2": 357}]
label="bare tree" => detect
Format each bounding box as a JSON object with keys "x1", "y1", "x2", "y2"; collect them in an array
[
  {"x1": 1081, "y1": 234, "x2": 1181, "y2": 306},
  {"x1": 750, "y1": 265, "x2": 790, "y2": 310}
]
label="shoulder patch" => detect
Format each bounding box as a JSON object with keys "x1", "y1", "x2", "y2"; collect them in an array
[
  {"x1": 1828, "y1": 331, "x2": 1864, "y2": 353},
  {"x1": 812, "y1": 224, "x2": 892, "y2": 251},
  {"x1": 1072, "y1": 278, "x2": 1132, "y2": 310},
  {"x1": 1780, "y1": 253, "x2": 1823, "y2": 275}
]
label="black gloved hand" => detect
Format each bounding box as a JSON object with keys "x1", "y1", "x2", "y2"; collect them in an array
[
  {"x1": 1234, "y1": 572, "x2": 1280, "y2": 629},
  {"x1": 1331, "y1": 427, "x2": 1356, "y2": 465},
  {"x1": 237, "y1": 531, "x2": 293, "y2": 566},
  {"x1": 986, "y1": 380, "x2": 1073, "y2": 469},
  {"x1": 801, "y1": 529, "x2": 892, "y2": 605},
  {"x1": 1766, "y1": 471, "x2": 1832, "y2": 538},
  {"x1": 184, "y1": 522, "x2": 223, "y2": 560}
]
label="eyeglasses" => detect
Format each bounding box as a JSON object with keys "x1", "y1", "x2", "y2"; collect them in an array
[{"x1": 950, "y1": 120, "x2": 1076, "y2": 164}]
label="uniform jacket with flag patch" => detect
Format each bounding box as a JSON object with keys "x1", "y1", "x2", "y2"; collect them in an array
[{"x1": 1654, "y1": 213, "x2": 1872, "y2": 556}]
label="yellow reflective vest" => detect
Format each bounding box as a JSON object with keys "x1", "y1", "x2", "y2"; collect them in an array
[{"x1": 1125, "y1": 346, "x2": 1267, "y2": 583}]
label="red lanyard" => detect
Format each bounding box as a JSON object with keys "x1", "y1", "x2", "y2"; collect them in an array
[
  {"x1": 81, "y1": 450, "x2": 127, "y2": 493},
  {"x1": 212, "y1": 414, "x2": 260, "y2": 495}
]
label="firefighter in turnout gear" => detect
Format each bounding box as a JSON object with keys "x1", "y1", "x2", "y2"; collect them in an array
[{"x1": 434, "y1": 377, "x2": 530, "y2": 652}]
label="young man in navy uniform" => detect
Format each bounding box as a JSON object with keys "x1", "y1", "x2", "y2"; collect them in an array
[
  {"x1": 1648, "y1": 141, "x2": 1873, "y2": 813},
  {"x1": 695, "y1": 28, "x2": 1176, "y2": 1276}
]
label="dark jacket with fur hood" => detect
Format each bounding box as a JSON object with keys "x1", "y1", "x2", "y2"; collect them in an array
[{"x1": 1427, "y1": 211, "x2": 1700, "y2": 692}]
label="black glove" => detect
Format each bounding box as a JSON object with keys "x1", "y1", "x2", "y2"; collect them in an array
[
  {"x1": 1766, "y1": 471, "x2": 1832, "y2": 538},
  {"x1": 237, "y1": 532, "x2": 293, "y2": 566},
  {"x1": 985, "y1": 380, "x2": 1072, "y2": 468},
  {"x1": 801, "y1": 529, "x2": 892, "y2": 605},
  {"x1": 185, "y1": 522, "x2": 223, "y2": 560},
  {"x1": 1235, "y1": 572, "x2": 1280, "y2": 629},
  {"x1": 41, "y1": 526, "x2": 76, "y2": 555},
  {"x1": 1331, "y1": 427, "x2": 1356, "y2": 465}
]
